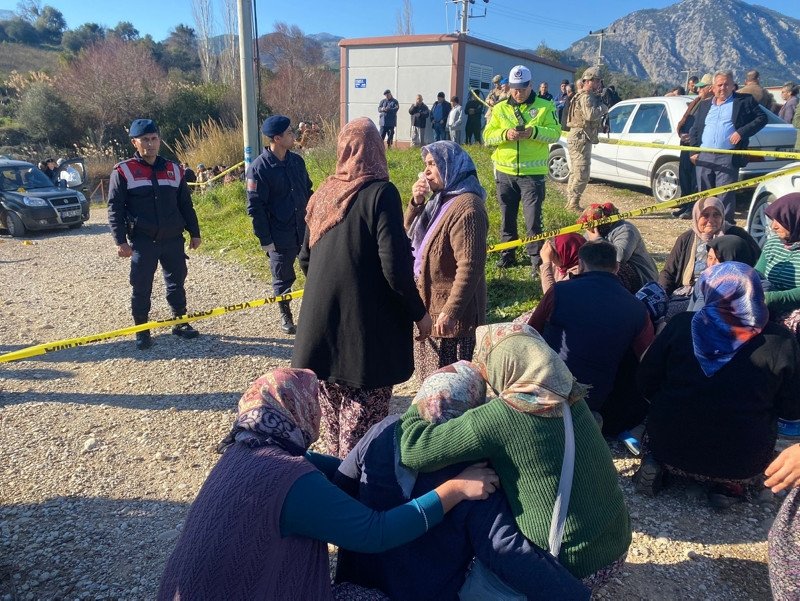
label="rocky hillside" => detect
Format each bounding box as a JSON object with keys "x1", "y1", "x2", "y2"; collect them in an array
[{"x1": 566, "y1": 0, "x2": 800, "y2": 86}]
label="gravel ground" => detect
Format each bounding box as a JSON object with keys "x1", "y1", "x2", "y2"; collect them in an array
[{"x1": 0, "y1": 205, "x2": 785, "y2": 600}]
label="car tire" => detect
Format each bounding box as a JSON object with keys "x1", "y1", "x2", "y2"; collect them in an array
[
  {"x1": 652, "y1": 161, "x2": 681, "y2": 203},
  {"x1": 746, "y1": 193, "x2": 774, "y2": 248},
  {"x1": 6, "y1": 211, "x2": 27, "y2": 237},
  {"x1": 547, "y1": 147, "x2": 570, "y2": 184}
]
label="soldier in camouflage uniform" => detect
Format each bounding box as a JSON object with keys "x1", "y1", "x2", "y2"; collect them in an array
[{"x1": 565, "y1": 67, "x2": 608, "y2": 211}]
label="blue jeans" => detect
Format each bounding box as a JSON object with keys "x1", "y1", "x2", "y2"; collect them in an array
[{"x1": 433, "y1": 122, "x2": 448, "y2": 141}]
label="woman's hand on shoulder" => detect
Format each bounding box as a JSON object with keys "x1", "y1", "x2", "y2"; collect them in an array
[{"x1": 434, "y1": 462, "x2": 499, "y2": 512}]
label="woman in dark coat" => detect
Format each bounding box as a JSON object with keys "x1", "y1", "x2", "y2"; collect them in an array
[
  {"x1": 292, "y1": 117, "x2": 432, "y2": 458},
  {"x1": 635, "y1": 262, "x2": 800, "y2": 508}
]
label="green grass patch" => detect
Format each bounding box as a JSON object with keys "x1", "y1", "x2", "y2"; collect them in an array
[{"x1": 193, "y1": 144, "x2": 577, "y2": 321}]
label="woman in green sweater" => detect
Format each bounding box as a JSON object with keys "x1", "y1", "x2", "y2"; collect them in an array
[
  {"x1": 756, "y1": 193, "x2": 800, "y2": 342},
  {"x1": 398, "y1": 323, "x2": 631, "y2": 588}
]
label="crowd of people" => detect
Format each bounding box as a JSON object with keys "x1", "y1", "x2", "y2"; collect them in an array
[{"x1": 108, "y1": 60, "x2": 800, "y2": 599}]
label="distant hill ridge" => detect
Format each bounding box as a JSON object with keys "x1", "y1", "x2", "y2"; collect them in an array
[{"x1": 565, "y1": 0, "x2": 800, "y2": 85}]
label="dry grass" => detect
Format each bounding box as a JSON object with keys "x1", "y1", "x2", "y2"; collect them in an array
[
  {"x1": 173, "y1": 119, "x2": 244, "y2": 170},
  {"x1": 0, "y1": 43, "x2": 61, "y2": 79}
]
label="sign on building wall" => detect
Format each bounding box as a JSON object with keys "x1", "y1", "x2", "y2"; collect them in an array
[{"x1": 355, "y1": 78, "x2": 367, "y2": 88}]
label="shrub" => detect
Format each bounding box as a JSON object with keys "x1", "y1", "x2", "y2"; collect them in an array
[
  {"x1": 173, "y1": 118, "x2": 243, "y2": 170},
  {"x1": 16, "y1": 81, "x2": 78, "y2": 146}
]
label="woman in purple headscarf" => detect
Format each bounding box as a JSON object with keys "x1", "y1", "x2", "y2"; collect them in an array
[
  {"x1": 405, "y1": 141, "x2": 489, "y2": 382},
  {"x1": 635, "y1": 262, "x2": 800, "y2": 508},
  {"x1": 756, "y1": 192, "x2": 800, "y2": 342}
]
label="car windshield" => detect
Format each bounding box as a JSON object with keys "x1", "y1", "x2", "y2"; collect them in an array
[{"x1": 0, "y1": 166, "x2": 55, "y2": 191}]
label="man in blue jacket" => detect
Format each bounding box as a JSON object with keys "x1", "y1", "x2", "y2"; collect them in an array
[
  {"x1": 378, "y1": 89, "x2": 400, "y2": 148},
  {"x1": 108, "y1": 119, "x2": 202, "y2": 350},
  {"x1": 246, "y1": 115, "x2": 314, "y2": 334}
]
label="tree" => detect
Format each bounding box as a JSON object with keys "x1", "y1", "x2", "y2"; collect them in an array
[
  {"x1": 15, "y1": 0, "x2": 41, "y2": 22},
  {"x1": 218, "y1": 0, "x2": 239, "y2": 87},
  {"x1": 34, "y1": 6, "x2": 66, "y2": 45},
  {"x1": 4, "y1": 17, "x2": 39, "y2": 44},
  {"x1": 62, "y1": 23, "x2": 106, "y2": 53},
  {"x1": 162, "y1": 24, "x2": 201, "y2": 73},
  {"x1": 16, "y1": 81, "x2": 77, "y2": 145},
  {"x1": 109, "y1": 21, "x2": 139, "y2": 42},
  {"x1": 191, "y1": 0, "x2": 215, "y2": 83},
  {"x1": 395, "y1": 0, "x2": 413, "y2": 35},
  {"x1": 56, "y1": 38, "x2": 167, "y2": 146}
]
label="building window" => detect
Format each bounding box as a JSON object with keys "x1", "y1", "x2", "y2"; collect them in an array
[{"x1": 468, "y1": 63, "x2": 494, "y2": 93}]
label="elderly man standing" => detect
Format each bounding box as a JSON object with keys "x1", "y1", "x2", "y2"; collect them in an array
[
  {"x1": 378, "y1": 89, "x2": 400, "y2": 148},
  {"x1": 108, "y1": 119, "x2": 202, "y2": 350},
  {"x1": 484, "y1": 65, "x2": 561, "y2": 274},
  {"x1": 246, "y1": 115, "x2": 314, "y2": 334},
  {"x1": 739, "y1": 69, "x2": 776, "y2": 112},
  {"x1": 689, "y1": 69, "x2": 767, "y2": 223},
  {"x1": 564, "y1": 67, "x2": 608, "y2": 212}
]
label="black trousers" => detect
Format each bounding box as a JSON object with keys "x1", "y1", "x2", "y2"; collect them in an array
[
  {"x1": 380, "y1": 126, "x2": 395, "y2": 147},
  {"x1": 268, "y1": 245, "x2": 299, "y2": 296},
  {"x1": 495, "y1": 171, "x2": 544, "y2": 265},
  {"x1": 130, "y1": 236, "x2": 187, "y2": 320},
  {"x1": 676, "y1": 144, "x2": 697, "y2": 215},
  {"x1": 465, "y1": 119, "x2": 482, "y2": 144},
  {"x1": 696, "y1": 152, "x2": 738, "y2": 222}
]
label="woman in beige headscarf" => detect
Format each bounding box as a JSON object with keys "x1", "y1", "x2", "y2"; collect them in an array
[{"x1": 292, "y1": 117, "x2": 432, "y2": 458}]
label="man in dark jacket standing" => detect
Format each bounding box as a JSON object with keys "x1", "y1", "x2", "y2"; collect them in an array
[
  {"x1": 246, "y1": 115, "x2": 313, "y2": 334},
  {"x1": 409, "y1": 95, "x2": 430, "y2": 146},
  {"x1": 689, "y1": 69, "x2": 767, "y2": 223},
  {"x1": 378, "y1": 89, "x2": 400, "y2": 148},
  {"x1": 108, "y1": 119, "x2": 202, "y2": 350},
  {"x1": 430, "y1": 92, "x2": 451, "y2": 141}
]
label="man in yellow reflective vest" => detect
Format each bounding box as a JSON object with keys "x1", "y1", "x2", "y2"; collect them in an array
[{"x1": 484, "y1": 65, "x2": 561, "y2": 273}]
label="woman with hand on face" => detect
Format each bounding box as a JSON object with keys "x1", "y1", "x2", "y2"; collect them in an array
[
  {"x1": 405, "y1": 141, "x2": 489, "y2": 383},
  {"x1": 539, "y1": 233, "x2": 586, "y2": 294}
]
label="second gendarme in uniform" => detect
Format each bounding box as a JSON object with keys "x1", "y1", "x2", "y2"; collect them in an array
[{"x1": 565, "y1": 67, "x2": 609, "y2": 211}]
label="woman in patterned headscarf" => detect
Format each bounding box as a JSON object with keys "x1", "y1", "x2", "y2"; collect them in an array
[
  {"x1": 159, "y1": 368, "x2": 500, "y2": 601},
  {"x1": 578, "y1": 202, "x2": 658, "y2": 293},
  {"x1": 398, "y1": 324, "x2": 632, "y2": 591},
  {"x1": 756, "y1": 192, "x2": 800, "y2": 342},
  {"x1": 292, "y1": 118, "x2": 433, "y2": 459},
  {"x1": 636, "y1": 262, "x2": 800, "y2": 508},
  {"x1": 405, "y1": 141, "x2": 489, "y2": 382}
]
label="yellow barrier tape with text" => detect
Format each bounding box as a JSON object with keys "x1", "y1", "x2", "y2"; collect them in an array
[
  {"x1": 187, "y1": 161, "x2": 245, "y2": 187},
  {"x1": 597, "y1": 138, "x2": 800, "y2": 160},
  {"x1": 0, "y1": 290, "x2": 303, "y2": 364},
  {"x1": 487, "y1": 163, "x2": 800, "y2": 253}
]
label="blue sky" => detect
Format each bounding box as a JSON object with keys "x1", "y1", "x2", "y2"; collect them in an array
[{"x1": 0, "y1": 0, "x2": 798, "y2": 50}]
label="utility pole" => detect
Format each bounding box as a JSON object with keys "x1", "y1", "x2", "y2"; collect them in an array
[
  {"x1": 588, "y1": 29, "x2": 610, "y2": 67},
  {"x1": 450, "y1": 0, "x2": 489, "y2": 35},
  {"x1": 237, "y1": 0, "x2": 260, "y2": 171}
]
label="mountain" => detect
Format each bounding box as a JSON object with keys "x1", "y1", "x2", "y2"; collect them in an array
[
  {"x1": 256, "y1": 32, "x2": 342, "y2": 70},
  {"x1": 565, "y1": 0, "x2": 800, "y2": 85},
  {"x1": 0, "y1": 9, "x2": 14, "y2": 21}
]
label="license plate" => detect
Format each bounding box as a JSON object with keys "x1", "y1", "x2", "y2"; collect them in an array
[{"x1": 62, "y1": 209, "x2": 81, "y2": 217}]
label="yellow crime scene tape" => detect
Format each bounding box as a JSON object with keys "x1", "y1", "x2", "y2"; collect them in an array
[
  {"x1": 3, "y1": 141, "x2": 800, "y2": 364},
  {"x1": 187, "y1": 161, "x2": 245, "y2": 187},
  {"x1": 598, "y1": 137, "x2": 800, "y2": 160},
  {"x1": 0, "y1": 291, "x2": 302, "y2": 364}
]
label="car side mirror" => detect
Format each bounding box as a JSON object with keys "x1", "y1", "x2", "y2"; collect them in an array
[{"x1": 58, "y1": 179, "x2": 67, "y2": 189}]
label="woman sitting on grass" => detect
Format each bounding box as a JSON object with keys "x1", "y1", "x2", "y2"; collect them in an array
[
  {"x1": 577, "y1": 202, "x2": 658, "y2": 293},
  {"x1": 158, "y1": 368, "x2": 499, "y2": 601},
  {"x1": 397, "y1": 323, "x2": 631, "y2": 591},
  {"x1": 539, "y1": 233, "x2": 586, "y2": 294},
  {"x1": 635, "y1": 262, "x2": 800, "y2": 508}
]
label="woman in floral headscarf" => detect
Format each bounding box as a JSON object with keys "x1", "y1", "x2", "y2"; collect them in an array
[
  {"x1": 405, "y1": 141, "x2": 489, "y2": 383},
  {"x1": 578, "y1": 202, "x2": 658, "y2": 293},
  {"x1": 636, "y1": 262, "x2": 800, "y2": 508},
  {"x1": 398, "y1": 324, "x2": 631, "y2": 589},
  {"x1": 292, "y1": 118, "x2": 432, "y2": 459},
  {"x1": 159, "y1": 368, "x2": 500, "y2": 601},
  {"x1": 756, "y1": 192, "x2": 800, "y2": 342},
  {"x1": 659, "y1": 196, "x2": 759, "y2": 307}
]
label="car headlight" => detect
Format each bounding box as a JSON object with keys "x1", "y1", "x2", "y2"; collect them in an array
[
  {"x1": 76, "y1": 192, "x2": 87, "y2": 203},
  {"x1": 22, "y1": 196, "x2": 48, "y2": 207}
]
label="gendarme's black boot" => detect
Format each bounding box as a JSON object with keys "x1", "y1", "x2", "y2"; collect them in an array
[
  {"x1": 133, "y1": 315, "x2": 152, "y2": 350},
  {"x1": 278, "y1": 300, "x2": 296, "y2": 335}
]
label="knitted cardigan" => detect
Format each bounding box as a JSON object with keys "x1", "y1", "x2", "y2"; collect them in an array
[
  {"x1": 404, "y1": 192, "x2": 488, "y2": 338},
  {"x1": 398, "y1": 398, "x2": 631, "y2": 578}
]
